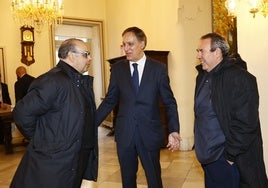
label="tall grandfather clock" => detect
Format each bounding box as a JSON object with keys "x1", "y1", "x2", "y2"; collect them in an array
[{"x1": 20, "y1": 26, "x2": 35, "y2": 66}]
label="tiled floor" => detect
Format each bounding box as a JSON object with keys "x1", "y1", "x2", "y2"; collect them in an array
[{"x1": 0, "y1": 126, "x2": 204, "y2": 188}]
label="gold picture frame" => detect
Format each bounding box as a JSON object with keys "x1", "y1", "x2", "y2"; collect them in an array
[
  {"x1": 0, "y1": 47, "x2": 6, "y2": 83},
  {"x1": 212, "y1": 0, "x2": 237, "y2": 54}
]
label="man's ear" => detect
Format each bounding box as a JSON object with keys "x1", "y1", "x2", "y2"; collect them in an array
[
  {"x1": 215, "y1": 47, "x2": 222, "y2": 57},
  {"x1": 141, "y1": 41, "x2": 145, "y2": 49},
  {"x1": 67, "y1": 51, "x2": 74, "y2": 60}
]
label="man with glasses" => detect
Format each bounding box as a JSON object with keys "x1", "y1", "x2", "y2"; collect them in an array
[
  {"x1": 194, "y1": 33, "x2": 268, "y2": 188},
  {"x1": 10, "y1": 38, "x2": 98, "y2": 188}
]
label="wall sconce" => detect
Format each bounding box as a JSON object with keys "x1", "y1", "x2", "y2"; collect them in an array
[
  {"x1": 248, "y1": 0, "x2": 261, "y2": 17},
  {"x1": 225, "y1": 0, "x2": 268, "y2": 18},
  {"x1": 225, "y1": 0, "x2": 239, "y2": 18},
  {"x1": 250, "y1": 0, "x2": 268, "y2": 18},
  {"x1": 20, "y1": 26, "x2": 35, "y2": 66}
]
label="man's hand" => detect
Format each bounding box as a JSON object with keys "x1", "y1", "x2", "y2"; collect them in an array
[{"x1": 166, "y1": 132, "x2": 181, "y2": 152}]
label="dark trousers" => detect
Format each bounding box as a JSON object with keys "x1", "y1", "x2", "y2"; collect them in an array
[
  {"x1": 0, "y1": 122, "x2": 4, "y2": 143},
  {"x1": 202, "y1": 155, "x2": 240, "y2": 188},
  {"x1": 117, "y1": 129, "x2": 162, "y2": 188},
  {"x1": 0, "y1": 119, "x2": 13, "y2": 153}
]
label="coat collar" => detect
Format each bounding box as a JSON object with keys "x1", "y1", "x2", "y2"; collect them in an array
[
  {"x1": 57, "y1": 60, "x2": 94, "y2": 87},
  {"x1": 195, "y1": 57, "x2": 236, "y2": 76}
]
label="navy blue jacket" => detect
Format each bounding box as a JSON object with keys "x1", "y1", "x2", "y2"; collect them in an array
[{"x1": 97, "y1": 57, "x2": 179, "y2": 150}]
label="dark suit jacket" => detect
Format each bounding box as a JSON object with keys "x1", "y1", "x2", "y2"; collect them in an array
[
  {"x1": 15, "y1": 74, "x2": 35, "y2": 103},
  {"x1": 97, "y1": 57, "x2": 179, "y2": 150},
  {"x1": 1, "y1": 82, "x2": 11, "y2": 105}
]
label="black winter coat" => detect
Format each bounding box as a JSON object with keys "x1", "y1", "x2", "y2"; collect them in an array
[
  {"x1": 10, "y1": 61, "x2": 98, "y2": 188},
  {"x1": 195, "y1": 58, "x2": 268, "y2": 188}
]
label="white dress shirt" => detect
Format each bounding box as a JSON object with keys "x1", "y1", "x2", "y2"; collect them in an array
[{"x1": 129, "y1": 54, "x2": 146, "y2": 85}]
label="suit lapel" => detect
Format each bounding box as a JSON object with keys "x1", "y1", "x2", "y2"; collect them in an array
[{"x1": 138, "y1": 59, "x2": 151, "y2": 97}]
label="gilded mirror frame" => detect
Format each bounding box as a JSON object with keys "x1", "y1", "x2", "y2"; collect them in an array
[
  {"x1": 0, "y1": 47, "x2": 6, "y2": 83},
  {"x1": 212, "y1": 0, "x2": 238, "y2": 54}
]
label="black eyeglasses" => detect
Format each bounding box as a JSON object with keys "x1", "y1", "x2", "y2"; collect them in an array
[{"x1": 72, "y1": 50, "x2": 90, "y2": 58}]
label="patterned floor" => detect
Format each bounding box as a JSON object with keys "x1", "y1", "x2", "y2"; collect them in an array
[{"x1": 0, "y1": 126, "x2": 204, "y2": 188}]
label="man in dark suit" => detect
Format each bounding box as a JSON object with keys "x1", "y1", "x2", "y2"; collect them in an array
[
  {"x1": 96, "y1": 27, "x2": 181, "y2": 188},
  {"x1": 0, "y1": 80, "x2": 12, "y2": 147},
  {"x1": 15, "y1": 66, "x2": 35, "y2": 103}
]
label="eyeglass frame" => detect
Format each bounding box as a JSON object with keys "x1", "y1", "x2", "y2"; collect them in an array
[{"x1": 71, "y1": 50, "x2": 90, "y2": 58}]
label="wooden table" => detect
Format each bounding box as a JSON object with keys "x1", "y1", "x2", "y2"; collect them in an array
[{"x1": 0, "y1": 105, "x2": 14, "y2": 154}]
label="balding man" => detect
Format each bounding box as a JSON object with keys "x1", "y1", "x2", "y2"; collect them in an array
[
  {"x1": 14, "y1": 66, "x2": 35, "y2": 103},
  {"x1": 11, "y1": 38, "x2": 98, "y2": 188}
]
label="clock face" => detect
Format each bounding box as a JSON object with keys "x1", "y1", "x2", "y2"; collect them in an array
[{"x1": 23, "y1": 30, "x2": 33, "y2": 42}]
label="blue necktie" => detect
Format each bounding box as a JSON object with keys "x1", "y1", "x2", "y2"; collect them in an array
[{"x1": 132, "y1": 63, "x2": 139, "y2": 95}]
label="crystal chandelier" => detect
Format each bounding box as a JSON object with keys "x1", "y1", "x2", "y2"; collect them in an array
[
  {"x1": 11, "y1": 0, "x2": 64, "y2": 33},
  {"x1": 225, "y1": 0, "x2": 268, "y2": 18}
]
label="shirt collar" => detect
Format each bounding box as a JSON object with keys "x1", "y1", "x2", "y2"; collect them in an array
[{"x1": 130, "y1": 53, "x2": 146, "y2": 66}]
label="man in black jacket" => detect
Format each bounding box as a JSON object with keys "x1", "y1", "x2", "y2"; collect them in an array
[
  {"x1": 11, "y1": 38, "x2": 98, "y2": 188},
  {"x1": 14, "y1": 66, "x2": 35, "y2": 103},
  {"x1": 194, "y1": 32, "x2": 268, "y2": 188}
]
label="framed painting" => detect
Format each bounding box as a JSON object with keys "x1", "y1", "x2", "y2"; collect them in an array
[
  {"x1": 212, "y1": 0, "x2": 237, "y2": 54},
  {"x1": 0, "y1": 47, "x2": 6, "y2": 83}
]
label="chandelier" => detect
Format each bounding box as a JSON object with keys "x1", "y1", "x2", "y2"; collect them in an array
[
  {"x1": 11, "y1": 0, "x2": 64, "y2": 33},
  {"x1": 225, "y1": 0, "x2": 268, "y2": 18}
]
